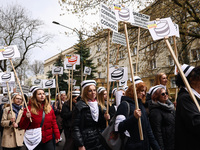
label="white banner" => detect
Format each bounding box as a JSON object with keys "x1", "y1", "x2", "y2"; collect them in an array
[
  {"x1": 0, "y1": 45, "x2": 20, "y2": 60},
  {"x1": 84, "y1": 66, "x2": 92, "y2": 75},
  {"x1": 65, "y1": 54, "x2": 80, "y2": 65},
  {"x1": 52, "y1": 66, "x2": 64, "y2": 75},
  {"x1": 112, "y1": 32, "x2": 126, "y2": 46},
  {"x1": 42, "y1": 79, "x2": 56, "y2": 89},
  {"x1": 100, "y1": 3, "x2": 118, "y2": 32},
  {"x1": 109, "y1": 66, "x2": 128, "y2": 82},
  {"x1": 131, "y1": 11, "x2": 150, "y2": 29}
]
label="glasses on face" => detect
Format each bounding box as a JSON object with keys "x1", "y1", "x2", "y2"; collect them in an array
[
  {"x1": 15, "y1": 97, "x2": 22, "y2": 100},
  {"x1": 161, "y1": 92, "x2": 168, "y2": 96}
]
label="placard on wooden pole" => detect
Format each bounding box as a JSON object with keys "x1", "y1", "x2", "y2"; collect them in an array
[
  {"x1": 106, "y1": 29, "x2": 111, "y2": 126},
  {"x1": 124, "y1": 23, "x2": 144, "y2": 140},
  {"x1": 165, "y1": 37, "x2": 200, "y2": 112},
  {"x1": 9, "y1": 59, "x2": 32, "y2": 122}
]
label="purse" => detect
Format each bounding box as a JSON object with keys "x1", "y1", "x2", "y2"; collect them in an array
[
  {"x1": 100, "y1": 101, "x2": 130, "y2": 150},
  {"x1": 24, "y1": 110, "x2": 45, "y2": 150}
]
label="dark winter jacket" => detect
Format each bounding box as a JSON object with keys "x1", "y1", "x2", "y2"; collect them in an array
[
  {"x1": 72, "y1": 100, "x2": 106, "y2": 150},
  {"x1": 149, "y1": 100, "x2": 175, "y2": 150},
  {"x1": 61, "y1": 101, "x2": 76, "y2": 133},
  {"x1": 116, "y1": 96, "x2": 160, "y2": 150},
  {"x1": 175, "y1": 88, "x2": 200, "y2": 150}
]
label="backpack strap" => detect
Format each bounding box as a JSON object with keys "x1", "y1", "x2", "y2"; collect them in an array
[{"x1": 40, "y1": 110, "x2": 45, "y2": 127}]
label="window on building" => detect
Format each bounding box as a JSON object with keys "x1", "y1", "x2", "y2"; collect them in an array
[
  {"x1": 119, "y1": 51, "x2": 124, "y2": 59},
  {"x1": 98, "y1": 72, "x2": 101, "y2": 78},
  {"x1": 168, "y1": 55, "x2": 174, "y2": 66},
  {"x1": 170, "y1": 77, "x2": 176, "y2": 88},
  {"x1": 97, "y1": 44, "x2": 101, "y2": 52},
  {"x1": 133, "y1": 63, "x2": 139, "y2": 73},
  {"x1": 132, "y1": 46, "x2": 137, "y2": 55},
  {"x1": 150, "y1": 79, "x2": 154, "y2": 87},
  {"x1": 192, "y1": 49, "x2": 200, "y2": 61},
  {"x1": 150, "y1": 59, "x2": 156, "y2": 69}
]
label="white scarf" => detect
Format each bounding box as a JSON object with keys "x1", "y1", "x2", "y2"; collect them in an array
[
  {"x1": 88, "y1": 101, "x2": 99, "y2": 122},
  {"x1": 184, "y1": 87, "x2": 200, "y2": 99}
]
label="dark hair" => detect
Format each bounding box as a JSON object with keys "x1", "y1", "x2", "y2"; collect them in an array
[
  {"x1": 151, "y1": 88, "x2": 164, "y2": 101},
  {"x1": 176, "y1": 66, "x2": 200, "y2": 87}
]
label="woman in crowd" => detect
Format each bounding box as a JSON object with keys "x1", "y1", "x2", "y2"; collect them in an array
[
  {"x1": 72, "y1": 80, "x2": 110, "y2": 150},
  {"x1": 115, "y1": 78, "x2": 160, "y2": 150},
  {"x1": 1, "y1": 94, "x2": 24, "y2": 150},
  {"x1": 175, "y1": 64, "x2": 200, "y2": 150},
  {"x1": 61, "y1": 90, "x2": 80, "y2": 150},
  {"x1": 19, "y1": 86, "x2": 60, "y2": 150},
  {"x1": 97, "y1": 87, "x2": 116, "y2": 126},
  {"x1": 148, "y1": 85, "x2": 175, "y2": 150}
]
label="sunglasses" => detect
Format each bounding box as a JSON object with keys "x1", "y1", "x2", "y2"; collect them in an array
[{"x1": 161, "y1": 92, "x2": 168, "y2": 96}]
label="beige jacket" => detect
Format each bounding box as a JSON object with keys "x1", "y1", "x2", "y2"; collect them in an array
[{"x1": 1, "y1": 106, "x2": 25, "y2": 148}]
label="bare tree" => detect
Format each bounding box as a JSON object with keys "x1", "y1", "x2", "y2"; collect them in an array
[
  {"x1": 0, "y1": 4, "x2": 51, "y2": 71},
  {"x1": 30, "y1": 60, "x2": 44, "y2": 76}
]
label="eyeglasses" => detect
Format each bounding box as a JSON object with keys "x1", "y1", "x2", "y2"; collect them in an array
[
  {"x1": 15, "y1": 97, "x2": 22, "y2": 100},
  {"x1": 161, "y1": 92, "x2": 168, "y2": 96}
]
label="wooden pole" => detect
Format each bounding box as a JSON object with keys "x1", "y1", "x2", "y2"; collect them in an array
[
  {"x1": 115, "y1": 44, "x2": 120, "y2": 65},
  {"x1": 124, "y1": 23, "x2": 144, "y2": 140},
  {"x1": 56, "y1": 74, "x2": 62, "y2": 110},
  {"x1": 136, "y1": 27, "x2": 140, "y2": 76},
  {"x1": 67, "y1": 70, "x2": 71, "y2": 100},
  {"x1": 9, "y1": 59, "x2": 32, "y2": 122},
  {"x1": 173, "y1": 36, "x2": 179, "y2": 103},
  {"x1": 164, "y1": 37, "x2": 200, "y2": 112},
  {"x1": 106, "y1": 29, "x2": 111, "y2": 126},
  {"x1": 85, "y1": 74, "x2": 87, "y2": 80},
  {"x1": 70, "y1": 64, "x2": 74, "y2": 111},
  {"x1": 48, "y1": 88, "x2": 51, "y2": 104},
  {"x1": 6, "y1": 82, "x2": 14, "y2": 117}
]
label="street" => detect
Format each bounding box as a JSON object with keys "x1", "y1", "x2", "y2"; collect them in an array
[{"x1": 0, "y1": 132, "x2": 65, "y2": 150}]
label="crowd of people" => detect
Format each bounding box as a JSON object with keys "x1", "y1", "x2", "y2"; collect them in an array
[{"x1": 0, "y1": 63, "x2": 200, "y2": 150}]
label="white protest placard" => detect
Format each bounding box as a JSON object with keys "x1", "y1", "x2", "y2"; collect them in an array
[
  {"x1": 0, "y1": 96, "x2": 9, "y2": 104},
  {"x1": 114, "y1": 4, "x2": 134, "y2": 24},
  {"x1": 84, "y1": 66, "x2": 92, "y2": 75},
  {"x1": 109, "y1": 66, "x2": 128, "y2": 82},
  {"x1": 0, "y1": 72, "x2": 15, "y2": 86},
  {"x1": 3, "y1": 86, "x2": 14, "y2": 94},
  {"x1": 32, "y1": 78, "x2": 43, "y2": 87},
  {"x1": 64, "y1": 62, "x2": 76, "y2": 70},
  {"x1": 100, "y1": 3, "x2": 118, "y2": 32},
  {"x1": 119, "y1": 80, "x2": 127, "y2": 86},
  {"x1": 0, "y1": 45, "x2": 20, "y2": 60},
  {"x1": 65, "y1": 54, "x2": 80, "y2": 65},
  {"x1": 112, "y1": 32, "x2": 126, "y2": 46},
  {"x1": 16, "y1": 85, "x2": 30, "y2": 94},
  {"x1": 147, "y1": 17, "x2": 177, "y2": 41},
  {"x1": 42, "y1": 79, "x2": 56, "y2": 89},
  {"x1": 52, "y1": 66, "x2": 64, "y2": 75},
  {"x1": 174, "y1": 23, "x2": 180, "y2": 38},
  {"x1": 131, "y1": 11, "x2": 150, "y2": 29}
]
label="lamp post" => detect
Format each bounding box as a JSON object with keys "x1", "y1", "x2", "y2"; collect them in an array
[{"x1": 52, "y1": 21, "x2": 83, "y2": 84}]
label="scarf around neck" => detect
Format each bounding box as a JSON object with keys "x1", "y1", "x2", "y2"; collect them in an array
[
  {"x1": 88, "y1": 100, "x2": 99, "y2": 122},
  {"x1": 12, "y1": 103, "x2": 22, "y2": 119}
]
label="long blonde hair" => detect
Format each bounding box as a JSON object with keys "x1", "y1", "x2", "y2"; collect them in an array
[
  {"x1": 154, "y1": 73, "x2": 166, "y2": 85},
  {"x1": 97, "y1": 90, "x2": 106, "y2": 111},
  {"x1": 30, "y1": 89, "x2": 52, "y2": 115}
]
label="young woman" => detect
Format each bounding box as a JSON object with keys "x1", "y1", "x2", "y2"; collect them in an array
[
  {"x1": 148, "y1": 85, "x2": 175, "y2": 150},
  {"x1": 1, "y1": 94, "x2": 24, "y2": 150},
  {"x1": 19, "y1": 87, "x2": 60, "y2": 150},
  {"x1": 115, "y1": 81, "x2": 160, "y2": 150},
  {"x1": 72, "y1": 80, "x2": 110, "y2": 150}
]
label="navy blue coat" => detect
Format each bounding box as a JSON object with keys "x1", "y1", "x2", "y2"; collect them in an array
[{"x1": 116, "y1": 96, "x2": 160, "y2": 150}]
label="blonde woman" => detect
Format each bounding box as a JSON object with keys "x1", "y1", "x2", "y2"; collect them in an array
[
  {"x1": 1, "y1": 94, "x2": 24, "y2": 150},
  {"x1": 72, "y1": 80, "x2": 110, "y2": 150},
  {"x1": 19, "y1": 86, "x2": 60, "y2": 150}
]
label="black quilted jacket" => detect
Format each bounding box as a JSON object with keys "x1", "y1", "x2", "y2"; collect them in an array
[{"x1": 72, "y1": 100, "x2": 106, "y2": 150}]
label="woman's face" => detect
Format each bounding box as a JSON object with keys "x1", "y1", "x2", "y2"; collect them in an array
[
  {"x1": 137, "y1": 87, "x2": 146, "y2": 100},
  {"x1": 160, "y1": 74, "x2": 168, "y2": 86},
  {"x1": 14, "y1": 95, "x2": 23, "y2": 105},
  {"x1": 159, "y1": 89, "x2": 168, "y2": 103},
  {"x1": 87, "y1": 85, "x2": 96, "y2": 100},
  {"x1": 36, "y1": 90, "x2": 46, "y2": 102},
  {"x1": 103, "y1": 91, "x2": 107, "y2": 100}
]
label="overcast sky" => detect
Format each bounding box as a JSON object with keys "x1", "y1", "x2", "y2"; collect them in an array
[{"x1": 0, "y1": 0, "x2": 87, "y2": 63}]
